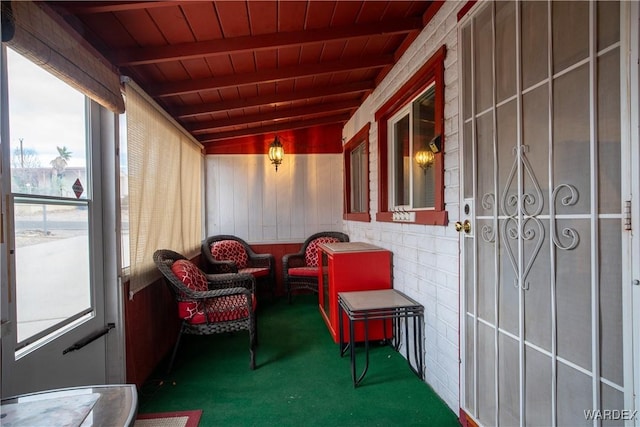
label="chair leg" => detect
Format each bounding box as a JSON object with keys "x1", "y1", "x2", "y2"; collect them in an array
[
  {"x1": 254, "y1": 311, "x2": 259, "y2": 346},
  {"x1": 167, "y1": 322, "x2": 186, "y2": 374},
  {"x1": 249, "y1": 317, "x2": 257, "y2": 370}
]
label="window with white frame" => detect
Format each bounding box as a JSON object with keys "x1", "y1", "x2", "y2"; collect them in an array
[
  {"x1": 350, "y1": 143, "x2": 368, "y2": 213},
  {"x1": 388, "y1": 84, "x2": 436, "y2": 211},
  {"x1": 343, "y1": 123, "x2": 371, "y2": 222},
  {"x1": 375, "y1": 45, "x2": 447, "y2": 226}
]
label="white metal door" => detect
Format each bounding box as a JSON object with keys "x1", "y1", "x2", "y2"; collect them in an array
[
  {"x1": 1, "y1": 47, "x2": 109, "y2": 396},
  {"x1": 458, "y1": 1, "x2": 634, "y2": 426}
]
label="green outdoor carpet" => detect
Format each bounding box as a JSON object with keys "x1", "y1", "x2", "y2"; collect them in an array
[{"x1": 137, "y1": 295, "x2": 460, "y2": 427}]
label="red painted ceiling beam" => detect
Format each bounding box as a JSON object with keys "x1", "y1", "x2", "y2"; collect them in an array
[
  {"x1": 150, "y1": 56, "x2": 393, "y2": 97},
  {"x1": 188, "y1": 99, "x2": 361, "y2": 134},
  {"x1": 173, "y1": 80, "x2": 374, "y2": 119},
  {"x1": 111, "y1": 18, "x2": 422, "y2": 66},
  {"x1": 198, "y1": 113, "x2": 351, "y2": 143},
  {"x1": 54, "y1": 1, "x2": 183, "y2": 15}
]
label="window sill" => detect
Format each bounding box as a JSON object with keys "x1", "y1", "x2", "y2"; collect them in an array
[
  {"x1": 343, "y1": 212, "x2": 371, "y2": 222},
  {"x1": 376, "y1": 210, "x2": 448, "y2": 226}
]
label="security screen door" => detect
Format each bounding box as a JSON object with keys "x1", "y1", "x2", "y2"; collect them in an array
[{"x1": 459, "y1": 1, "x2": 632, "y2": 426}]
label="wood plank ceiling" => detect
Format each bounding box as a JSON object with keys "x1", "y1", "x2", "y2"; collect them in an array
[{"x1": 49, "y1": 1, "x2": 441, "y2": 150}]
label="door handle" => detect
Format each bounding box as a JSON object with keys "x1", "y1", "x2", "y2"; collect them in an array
[
  {"x1": 63, "y1": 323, "x2": 115, "y2": 355},
  {"x1": 455, "y1": 220, "x2": 471, "y2": 234}
]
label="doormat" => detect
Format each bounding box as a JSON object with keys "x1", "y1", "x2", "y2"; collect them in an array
[{"x1": 134, "y1": 409, "x2": 202, "y2": 427}]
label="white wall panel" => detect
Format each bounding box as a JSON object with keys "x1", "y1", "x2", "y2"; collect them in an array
[
  {"x1": 289, "y1": 156, "x2": 307, "y2": 240},
  {"x1": 275, "y1": 160, "x2": 292, "y2": 241},
  {"x1": 246, "y1": 156, "x2": 264, "y2": 242},
  {"x1": 206, "y1": 154, "x2": 343, "y2": 243}
]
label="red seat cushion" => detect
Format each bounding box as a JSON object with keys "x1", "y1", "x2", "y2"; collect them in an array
[
  {"x1": 171, "y1": 259, "x2": 254, "y2": 324},
  {"x1": 171, "y1": 259, "x2": 208, "y2": 320},
  {"x1": 239, "y1": 267, "x2": 270, "y2": 278},
  {"x1": 304, "y1": 237, "x2": 340, "y2": 267},
  {"x1": 288, "y1": 266, "x2": 319, "y2": 277},
  {"x1": 188, "y1": 294, "x2": 252, "y2": 324},
  {"x1": 210, "y1": 240, "x2": 249, "y2": 269}
]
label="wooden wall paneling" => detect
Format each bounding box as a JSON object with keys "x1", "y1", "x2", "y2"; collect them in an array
[
  {"x1": 318, "y1": 155, "x2": 337, "y2": 229},
  {"x1": 275, "y1": 157, "x2": 292, "y2": 241},
  {"x1": 304, "y1": 156, "x2": 320, "y2": 235},
  {"x1": 218, "y1": 156, "x2": 236, "y2": 234},
  {"x1": 247, "y1": 155, "x2": 264, "y2": 242},
  {"x1": 124, "y1": 278, "x2": 178, "y2": 388},
  {"x1": 205, "y1": 153, "x2": 344, "y2": 244},
  {"x1": 233, "y1": 156, "x2": 250, "y2": 239},
  {"x1": 290, "y1": 155, "x2": 307, "y2": 240},
  {"x1": 262, "y1": 155, "x2": 278, "y2": 241},
  {"x1": 205, "y1": 156, "x2": 220, "y2": 236},
  {"x1": 330, "y1": 155, "x2": 344, "y2": 226}
]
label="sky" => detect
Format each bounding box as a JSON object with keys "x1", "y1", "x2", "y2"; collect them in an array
[{"x1": 7, "y1": 47, "x2": 87, "y2": 169}]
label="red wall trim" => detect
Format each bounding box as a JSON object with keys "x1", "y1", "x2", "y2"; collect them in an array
[
  {"x1": 457, "y1": 1, "x2": 478, "y2": 21},
  {"x1": 375, "y1": 45, "x2": 446, "y2": 122},
  {"x1": 459, "y1": 408, "x2": 479, "y2": 427},
  {"x1": 204, "y1": 124, "x2": 343, "y2": 155},
  {"x1": 343, "y1": 122, "x2": 371, "y2": 222}
]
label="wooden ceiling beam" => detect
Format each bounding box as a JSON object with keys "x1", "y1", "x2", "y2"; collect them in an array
[
  {"x1": 150, "y1": 56, "x2": 393, "y2": 97},
  {"x1": 198, "y1": 113, "x2": 351, "y2": 143},
  {"x1": 54, "y1": 1, "x2": 183, "y2": 15},
  {"x1": 111, "y1": 18, "x2": 422, "y2": 66},
  {"x1": 188, "y1": 99, "x2": 361, "y2": 134},
  {"x1": 173, "y1": 80, "x2": 374, "y2": 118}
]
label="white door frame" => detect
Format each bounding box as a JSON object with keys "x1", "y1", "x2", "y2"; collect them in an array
[{"x1": 0, "y1": 47, "x2": 126, "y2": 396}]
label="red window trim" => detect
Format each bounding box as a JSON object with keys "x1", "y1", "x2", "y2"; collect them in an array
[
  {"x1": 343, "y1": 122, "x2": 371, "y2": 222},
  {"x1": 457, "y1": 1, "x2": 478, "y2": 21},
  {"x1": 374, "y1": 45, "x2": 448, "y2": 226}
]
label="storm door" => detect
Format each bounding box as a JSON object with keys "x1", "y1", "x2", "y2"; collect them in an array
[{"x1": 459, "y1": 1, "x2": 632, "y2": 426}]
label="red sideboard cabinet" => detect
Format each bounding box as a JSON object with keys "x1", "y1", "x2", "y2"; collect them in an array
[{"x1": 317, "y1": 242, "x2": 392, "y2": 343}]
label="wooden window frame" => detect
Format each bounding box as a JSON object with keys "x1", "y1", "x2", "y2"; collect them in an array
[
  {"x1": 374, "y1": 45, "x2": 448, "y2": 226},
  {"x1": 343, "y1": 122, "x2": 371, "y2": 222}
]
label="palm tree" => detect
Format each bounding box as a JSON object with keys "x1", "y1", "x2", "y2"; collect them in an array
[{"x1": 50, "y1": 146, "x2": 72, "y2": 178}]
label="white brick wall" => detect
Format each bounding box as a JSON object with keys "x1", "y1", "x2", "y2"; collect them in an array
[{"x1": 342, "y1": 1, "x2": 463, "y2": 412}]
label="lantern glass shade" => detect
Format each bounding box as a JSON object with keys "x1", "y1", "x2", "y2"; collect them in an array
[
  {"x1": 415, "y1": 149, "x2": 434, "y2": 170},
  {"x1": 268, "y1": 136, "x2": 284, "y2": 171}
]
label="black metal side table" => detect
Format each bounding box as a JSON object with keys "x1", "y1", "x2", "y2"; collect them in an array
[{"x1": 338, "y1": 289, "x2": 425, "y2": 387}]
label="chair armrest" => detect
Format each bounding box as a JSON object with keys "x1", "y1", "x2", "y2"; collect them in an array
[
  {"x1": 193, "y1": 286, "x2": 252, "y2": 299},
  {"x1": 282, "y1": 253, "x2": 306, "y2": 269},
  {"x1": 247, "y1": 253, "x2": 274, "y2": 269},
  {"x1": 206, "y1": 273, "x2": 256, "y2": 294},
  {"x1": 204, "y1": 260, "x2": 238, "y2": 274}
]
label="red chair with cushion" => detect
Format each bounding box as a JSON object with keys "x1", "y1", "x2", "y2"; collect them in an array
[
  {"x1": 282, "y1": 231, "x2": 349, "y2": 303},
  {"x1": 201, "y1": 235, "x2": 276, "y2": 298},
  {"x1": 153, "y1": 249, "x2": 257, "y2": 372}
]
